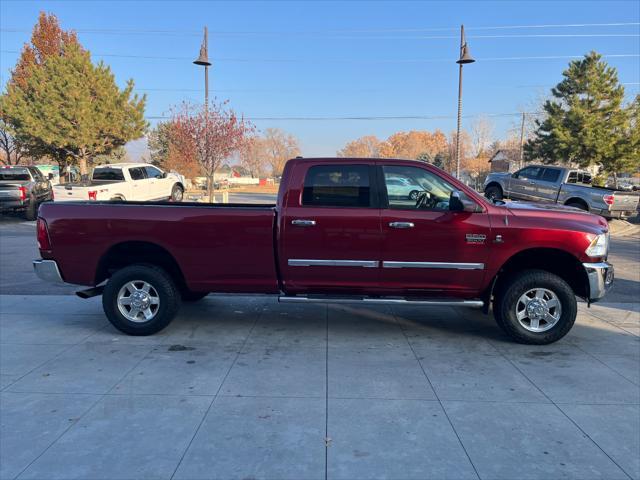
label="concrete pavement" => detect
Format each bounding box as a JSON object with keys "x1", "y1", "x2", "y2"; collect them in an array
[{"x1": 1, "y1": 294, "x2": 638, "y2": 480}]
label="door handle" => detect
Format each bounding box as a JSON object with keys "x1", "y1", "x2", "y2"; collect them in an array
[
  {"x1": 389, "y1": 221, "x2": 415, "y2": 229},
  {"x1": 291, "y1": 219, "x2": 316, "y2": 227}
]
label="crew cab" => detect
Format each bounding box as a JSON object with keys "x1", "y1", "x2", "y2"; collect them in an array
[
  {"x1": 484, "y1": 165, "x2": 639, "y2": 219},
  {"x1": 53, "y1": 163, "x2": 185, "y2": 202},
  {"x1": 34, "y1": 157, "x2": 614, "y2": 344}
]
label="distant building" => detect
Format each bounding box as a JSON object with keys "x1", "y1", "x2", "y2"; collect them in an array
[{"x1": 488, "y1": 149, "x2": 521, "y2": 173}]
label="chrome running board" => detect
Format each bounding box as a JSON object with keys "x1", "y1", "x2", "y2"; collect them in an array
[{"x1": 278, "y1": 295, "x2": 483, "y2": 308}]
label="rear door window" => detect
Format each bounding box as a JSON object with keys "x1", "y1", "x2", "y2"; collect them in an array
[
  {"x1": 128, "y1": 167, "x2": 146, "y2": 181},
  {"x1": 93, "y1": 167, "x2": 125, "y2": 181},
  {"x1": 302, "y1": 165, "x2": 371, "y2": 207},
  {"x1": 540, "y1": 168, "x2": 561, "y2": 182}
]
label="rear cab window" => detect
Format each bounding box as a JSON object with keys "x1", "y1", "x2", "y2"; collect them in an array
[
  {"x1": 93, "y1": 167, "x2": 125, "y2": 181},
  {"x1": 302, "y1": 165, "x2": 372, "y2": 207},
  {"x1": 0, "y1": 168, "x2": 31, "y2": 181}
]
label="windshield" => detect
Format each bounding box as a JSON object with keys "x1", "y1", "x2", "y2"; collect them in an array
[
  {"x1": 0, "y1": 169, "x2": 30, "y2": 181},
  {"x1": 92, "y1": 167, "x2": 124, "y2": 181}
]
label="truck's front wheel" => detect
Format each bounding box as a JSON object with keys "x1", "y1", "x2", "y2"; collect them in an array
[
  {"x1": 493, "y1": 269, "x2": 577, "y2": 344},
  {"x1": 102, "y1": 264, "x2": 181, "y2": 335}
]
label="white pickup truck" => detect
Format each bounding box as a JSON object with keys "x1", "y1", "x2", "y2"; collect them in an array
[{"x1": 53, "y1": 163, "x2": 185, "y2": 202}]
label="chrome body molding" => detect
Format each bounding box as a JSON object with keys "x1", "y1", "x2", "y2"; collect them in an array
[
  {"x1": 279, "y1": 296, "x2": 484, "y2": 307},
  {"x1": 582, "y1": 262, "x2": 614, "y2": 302},
  {"x1": 382, "y1": 261, "x2": 485, "y2": 270},
  {"x1": 288, "y1": 259, "x2": 379, "y2": 268},
  {"x1": 33, "y1": 259, "x2": 65, "y2": 284}
]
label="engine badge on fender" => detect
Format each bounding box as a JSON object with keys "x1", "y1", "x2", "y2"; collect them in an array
[{"x1": 465, "y1": 234, "x2": 486, "y2": 244}]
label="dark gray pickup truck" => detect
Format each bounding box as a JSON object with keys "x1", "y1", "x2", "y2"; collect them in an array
[
  {"x1": 484, "y1": 165, "x2": 639, "y2": 219},
  {"x1": 0, "y1": 166, "x2": 53, "y2": 220}
]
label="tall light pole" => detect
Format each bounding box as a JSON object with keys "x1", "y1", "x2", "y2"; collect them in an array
[
  {"x1": 194, "y1": 27, "x2": 213, "y2": 200},
  {"x1": 194, "y1": 26, "x2": 212, "y2": 111},
  {"x1": 455, "y1": 25, "x2": 475, "y2": 179}
]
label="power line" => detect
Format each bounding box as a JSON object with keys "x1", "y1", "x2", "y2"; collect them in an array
[
  {"x1": 144, "y1": 112, "x2": 544, "y2": 121},
  {"x1": 1, "y1": 22, "x2": 637, "y2": 36},
  {"x1": 2, "y1": 49, "x2": 638, "y2": 64}
]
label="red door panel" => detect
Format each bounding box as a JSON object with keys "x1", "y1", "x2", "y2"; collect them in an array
[{"x1": 279, "y1": 161, "x2": 382, "y2": 294}]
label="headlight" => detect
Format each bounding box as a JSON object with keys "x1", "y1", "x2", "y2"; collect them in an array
[{"x1": 585, "y1": 233, "x2": 608, "y2": 257}]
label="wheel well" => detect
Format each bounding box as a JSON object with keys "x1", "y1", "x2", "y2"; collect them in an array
[
  {"x1": 485, "y1": 182, "x2": 502, "y2": 192},
  {"x1": 564, "y1": 198, "x2": 588, "y2": 209},
  {"x1": 95, "y1": 241, "x2": 187, "y2": 291},
  {"x1": 491, "y1": 248, "x2": 589, "y2": 301},
  {"x1": 173, "y1": 182, "x2": 184, "y2": 191}
]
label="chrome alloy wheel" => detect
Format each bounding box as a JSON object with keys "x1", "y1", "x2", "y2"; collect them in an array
[
  {"x1": 515, "y1": 288, "x2": 562, "y2": 333},
  {"x1": 117, "y1": 280, "x2": 160, "y2": 323}
]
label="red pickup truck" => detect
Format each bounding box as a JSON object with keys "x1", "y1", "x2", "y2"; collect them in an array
[{"x1": 34, "y1": 157, "x2": 614, "y2": 344}]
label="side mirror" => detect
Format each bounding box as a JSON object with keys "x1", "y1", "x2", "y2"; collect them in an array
[
  {"x1": 449, "y1": 191, "x2": 478, "y2": 212},
  {"x1": 162, "y1": 172, "x2": 168, "y2": 178},
  {"x1": 511, "y1": 172, "x2": 519, "y2": 178},
  {"x1": 156, "y1": 174, "x2": 163, "y2": 179},
  {"x1": 47, "y1": 173, "x2": 54, "y2": 180}
]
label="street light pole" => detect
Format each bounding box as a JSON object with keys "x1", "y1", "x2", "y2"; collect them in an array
[
  {"x1": 194, "y1": 26, "x2": 212, "y2": 110},
  {"x1": 455, "y1": 25, "x2": 475, "y2": 179},
  {"x1": 194, "y1": 26, "x2": 213, "y2": 200}
]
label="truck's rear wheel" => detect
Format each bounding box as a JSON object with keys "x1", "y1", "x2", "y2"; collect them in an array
[
  {"x1": 493, "y1": 269, "x2": 577, "y2": 344},
  {"x1": 24, "y1": 198, "x2": 38, "y2": 221},
  {"x1": 102, "y1": 264, "x2": 181, "y2": 335},
  {"x1": 566, "y1": 200, "x2": 588, "y2": 211}
]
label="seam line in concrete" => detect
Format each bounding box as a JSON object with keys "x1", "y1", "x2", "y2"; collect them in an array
[
  {"x1": 391, "y1": 305, "x2": 482, "y2": 480},
  {"x1": 498, "y1": 348, "x2": 635, "y2": 480},
  {"x1": 13, "y1": 342, "x2": 156, "y2": 479},
  {"x1": 168, "y1": 297, "x2": 265, "y2": 480}
]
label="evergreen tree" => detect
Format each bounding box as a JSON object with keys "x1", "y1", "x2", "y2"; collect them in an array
[
  {"x1": 525, "y1": 52, "x2": 638, "y2": 186},
  {"x1": 2, "y1": 43, "x2": 147, "y2": 176}
]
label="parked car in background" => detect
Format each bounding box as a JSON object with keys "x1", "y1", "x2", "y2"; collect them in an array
[
  {"x1": 0, "y1": 166, "x2": 53, "y2": 220},
  {"x1": 35, "y1": 157, "x2": 614, "y2": 345},
  {"x1": 385, "y1": 176, "x2": 424, "y2": 200},
  {"x1": 484, "y1": 165, "x2": 639, "y2": 219},
  {"x1": 53, "y1": 163, "x2": 185, "y2": 202}
]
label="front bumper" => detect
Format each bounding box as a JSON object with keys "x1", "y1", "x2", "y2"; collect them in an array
[
  {"x1": 33, "y1": 259, "x2": 65, "y2": 284},
  {"x1": 583, "y1": 262, "x2": 614, "y2": 302}
]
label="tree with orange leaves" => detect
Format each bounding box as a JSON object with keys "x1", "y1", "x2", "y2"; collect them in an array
[{"x1": 10, "y1": 12, "x2": 80, "y2": 89}]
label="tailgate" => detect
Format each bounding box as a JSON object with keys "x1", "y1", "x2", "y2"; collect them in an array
[
  {"x1": 0, "y1": 184, "x2": 23, "y2": 201},
  {"x1": 611, "y1": 193, "x2": 639, "y2": 212},
  {"x1": 54, "y1": 184, "x2": 92, "y2": 201}
]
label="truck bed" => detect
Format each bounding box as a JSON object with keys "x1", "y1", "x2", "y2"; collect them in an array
[{"x1": 39, "y1": 201, "x2": 279, "y2": 292}]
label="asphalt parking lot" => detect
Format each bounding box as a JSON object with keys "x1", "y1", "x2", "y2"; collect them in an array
[{"x1": 1, "y1": 212, "x2": 638, "y2": 480}]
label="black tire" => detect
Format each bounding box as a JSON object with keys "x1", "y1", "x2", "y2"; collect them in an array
[
  {"x1": 484, "y1": 185, "x2": 503, "y2": 201},
  {"x1": 24, "y1": 198, "x2": 38, "y2": 221},
  {"x1": 493, "y1": 269, "x2": 577, "y2": 345},
  {"x1": 182, "y1": 291, "x2": 208, "y2": 302},
  {"x1": 102, "y1": 264, "x2": 181, "y2": 335},
  {"x1": 566, "y1": 201, "x2": 588, "y2": 211},
  {"x1": 171, "y1": 184, "x2": 184, "y2": 202}
]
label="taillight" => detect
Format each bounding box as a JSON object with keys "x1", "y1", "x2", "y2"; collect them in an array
[
  {"x1": 18, "y1": 186, "x2": 27, "y2": 201},
  {"x1": 37, "y1": 218, "x2": 52, "y2": 250},
  {"x1": 88, "y1": 190, "x2": 97, "y2": 201},
  {"x1": 603, "y1": 194, "x2": 615, "y2": 206}
]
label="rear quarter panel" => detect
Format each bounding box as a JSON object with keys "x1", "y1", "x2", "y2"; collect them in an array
[{"x1": 39, "y1": 202, "x2": 279, "y2": 293}]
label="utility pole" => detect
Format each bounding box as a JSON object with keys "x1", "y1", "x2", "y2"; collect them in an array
[
  {"x1": 455, "y1": 25, "x2": 475, "y2": 180},
  {"x1": 519, "y1": 112, "x2": 525, "y2": 169}
]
